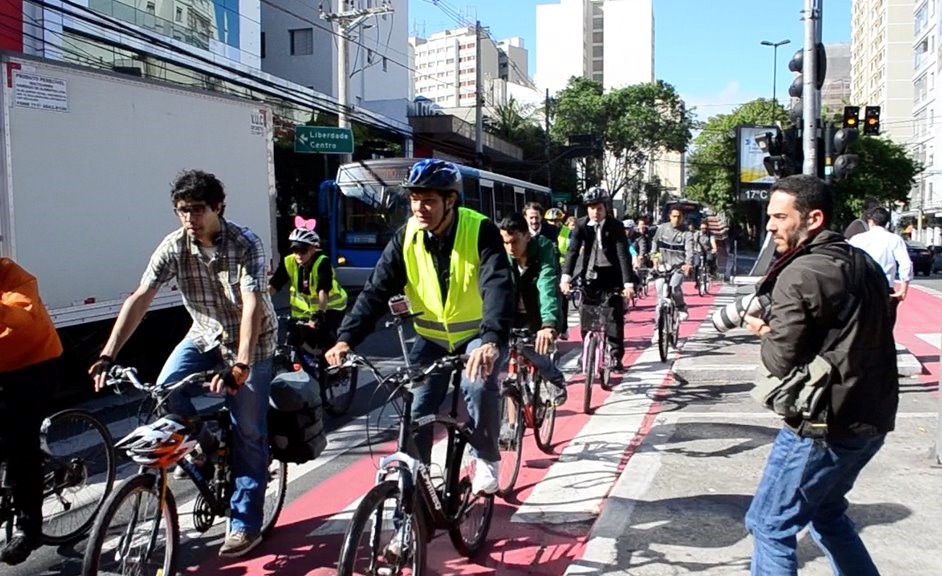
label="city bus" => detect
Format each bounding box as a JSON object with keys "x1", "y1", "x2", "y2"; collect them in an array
[{"x1": 328, "y1": 158, "x2": 553, "y2": 289}]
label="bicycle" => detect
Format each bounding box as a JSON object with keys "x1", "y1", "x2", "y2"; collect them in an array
[
  {"x1": 276, "y1": 314, "x2": 358, "y2": 416},
  {"x1": 335, "y1": 306, "x2": 494, "y2": 575},
  {"x1": 569, "y1": 285, "x2": 619, "y2": 414},
  {"x1": 635, "y1": 265, "x2": 651, "y2": 299},
  {"x1": 694, "y1": 250, "x2": 714, "y2": 297},
  {"x1": 0, "y1": 408, "x2": 117, "y2": 549},
  {"x1": 82, "y1": 366, "x2": 288, "y2": 576},
  {"x1": 652, "y1": 263, "x2": 684, "y2": 363},
  {"x1": 496, "y1": 328, "x2": 557, "y2": 496}
]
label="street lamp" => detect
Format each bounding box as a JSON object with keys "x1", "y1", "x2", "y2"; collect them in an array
[{"x1": 760, "y1": 39, "x2": 791, "y2": 124}]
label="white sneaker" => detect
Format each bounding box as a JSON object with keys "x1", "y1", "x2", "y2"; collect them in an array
[
  {"x1": 678, "y1": 310, "x2": 689, "y2": 322},
  {"x1": 471, "y1": 458, "x2": 499, "y2": 495},
  {"x1": 651, "y1": 330, "x2": 659, "y2": 344}
]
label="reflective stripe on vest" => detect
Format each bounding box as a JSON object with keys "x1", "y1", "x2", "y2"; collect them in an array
[
  {"x1": 286, "y1": 254, "x2": 348, "y2": 319},
  {"x1": 402, "y1": 207, "x2": 485, "y2": 351}
]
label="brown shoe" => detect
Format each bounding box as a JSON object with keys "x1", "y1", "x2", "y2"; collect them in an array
[{"x1": 218, "y1": 531, "x2": 262, "y2": 558}]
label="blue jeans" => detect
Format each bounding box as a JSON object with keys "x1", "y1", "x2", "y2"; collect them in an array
[
  {"x1": 654, "y1": 270, "x2": 686, "y2": 315},
  {"x1": 160, "y1": 339, "x2": 273, "y2": 536},
  {"x1": 745, "y1": 427, "x2": 886, "y2": 576},
  {"x1": 519, "y1": 346, "x2": 564, "y2": 385},
  {"x1": 409, "y1": 336, "x2": 505, "y2": 463}
]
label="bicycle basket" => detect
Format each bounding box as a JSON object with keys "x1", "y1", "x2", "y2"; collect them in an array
[{"x1": 580, "y1": 303, "x2": 613, "y2": 332}]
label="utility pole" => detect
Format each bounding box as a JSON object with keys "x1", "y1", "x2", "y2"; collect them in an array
[
  {"x1": 320, "y1": 0, "x2": 394, "y2": 162},
  {"x1": 801, "y1": 0, "x2": 820, "y2": 176},
  {"x1": 474, "y1": 20, "x2": 484, "y2": 165}
]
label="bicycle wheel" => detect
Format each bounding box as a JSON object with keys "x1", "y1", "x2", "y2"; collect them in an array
[
  {"x1": 703, "y1": 271, "x2": 712, "y2": 295},
  {"x1": 337, "y1": 480, "x2": 427, "y2": 576},
  {"x1": 41, "y1": 409, "x2": 117, "y2": 544},
  {"x1": 533, "y1": 377, "x2": 556, "y2": 455},
  {"x1": 496, "y1": 388, "x2": 524, "y2": 498},
  {"x1": 600, "y1": 343, "x2": 614, "y2": 391},
  {"x1": 322, "y1": 366, "x2": 358, "y2": 417},
  {"x1": 260, "y1": 457, "x2": 288, "y2": 538},
  {"x1": 657, "y1": 309, "x2": 669, "y2": 362},
  {"x1": 583, "y1": 334, "x2": 597, "y2": 415},
  {"x1": 82, "y1": 473, "x2": 179, "y2": 576},
  {"x1": 445, "y1": 429, "x2": 494, "y2": 557},
  {"x1": 697, "y1": 272, "x2": 705, "y2": 297}
]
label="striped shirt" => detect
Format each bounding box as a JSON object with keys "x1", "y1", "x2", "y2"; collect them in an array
[{"x1": 142, "y1": 219, "x2": 277, "y2": 363}]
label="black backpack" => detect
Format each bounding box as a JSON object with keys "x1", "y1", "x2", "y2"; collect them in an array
[{"x1": 268, "y1": 370, "x2": 327, "y2": 464}]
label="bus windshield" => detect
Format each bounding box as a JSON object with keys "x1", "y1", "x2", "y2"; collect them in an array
[{"x1": 336, "y1": 162, "x2": 411, "y2": 248}]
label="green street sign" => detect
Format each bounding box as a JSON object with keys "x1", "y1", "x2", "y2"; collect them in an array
[{"x1": 295, "y1": 126, "x2": 354, "y2": 154}]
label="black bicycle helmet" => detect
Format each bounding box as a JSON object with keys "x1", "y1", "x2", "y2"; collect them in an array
[
  {"x1": 583, "y1": 186, "x2": 611, "y2": 206},
  {"x1": 402, "y1": 159, "x2": 462, "y2": 195}
]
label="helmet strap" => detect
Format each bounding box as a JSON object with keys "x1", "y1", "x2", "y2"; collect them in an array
[{"x1": 429, "y1": 194, "x2": 456, "y2": 237}]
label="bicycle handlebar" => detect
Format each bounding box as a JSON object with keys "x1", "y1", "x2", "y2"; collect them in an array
[
  {"x1": 329, "y1": 353, "x2": 467, "y2": 391},
  {"x1": 106, "y1": 365, "x2": 217, "y2": 397}
]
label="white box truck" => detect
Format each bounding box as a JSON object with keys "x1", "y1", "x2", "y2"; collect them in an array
[{"x1": 0, "y1": 54, "x2": 277, "y2": 396}]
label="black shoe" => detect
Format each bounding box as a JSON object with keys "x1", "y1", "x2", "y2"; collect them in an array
[
  {"x1": 551, "y1": 381, "x2": 568, "y2": 406},
  {"x1": 0, "y1": 532, "x2": 38, "y2": 565},
  {"x1": 611, "y1": 360, "x2": 626, "y2": 373}
]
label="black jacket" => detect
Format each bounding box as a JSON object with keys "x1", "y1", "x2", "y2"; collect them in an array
[
  {"x1": 337, "y1": 211, "x2": 513, "y2": 349},
  {"x1": 758, "y1": 230, "x2": 898, "y2": 438},
  {"x1": 562, "y1": 216, "x2": 637, "y2": 286}
]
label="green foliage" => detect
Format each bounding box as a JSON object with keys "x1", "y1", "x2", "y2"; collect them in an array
[
  {"x1": 830, "y1": 136, "x2": 921, "y2": 227},
  {"x1": 550, "y1": 77, "x2": 695, "y2": 197}
]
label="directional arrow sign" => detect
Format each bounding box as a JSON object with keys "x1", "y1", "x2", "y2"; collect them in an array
[{"x1": 295, "y1": 126, "x2": 354, "y2": 154}]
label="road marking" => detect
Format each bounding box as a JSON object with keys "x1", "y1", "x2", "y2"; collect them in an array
[{"x1": 916, "y1": 333, "x2": 941, "y2": 350}]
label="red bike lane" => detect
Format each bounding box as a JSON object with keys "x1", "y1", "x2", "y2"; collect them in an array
[{"x1": 188, "y1": 285, "x2": 719, "y2": 576}]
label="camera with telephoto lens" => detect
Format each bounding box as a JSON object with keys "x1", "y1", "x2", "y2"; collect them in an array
[{"x1": 711, "y1": 291, "x2": 772, "y2": 333}]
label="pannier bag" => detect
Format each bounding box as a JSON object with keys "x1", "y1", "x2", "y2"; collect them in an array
[{"x1": 268, "y1": 370, "x2": 327, "y2": 463}]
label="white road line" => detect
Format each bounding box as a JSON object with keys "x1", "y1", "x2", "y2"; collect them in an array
[{"x1": 916, "y1": 333, "x2": 941, "y2": 350}]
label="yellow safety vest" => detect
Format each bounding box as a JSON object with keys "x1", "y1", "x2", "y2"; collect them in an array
[
  {"x1": 557, "y1": 227, "x2": 571, "y2": 266},
  {"x1": 403, "y1": 207, "x2": 485, "y2": 351},
  {"x1": 286, "y1": 254, "x2": 348, "y2": 319}
]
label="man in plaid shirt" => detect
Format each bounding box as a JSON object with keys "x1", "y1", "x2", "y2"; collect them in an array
[{"x1": 90, "y1": 169, "x2": 277, "y2": 558}]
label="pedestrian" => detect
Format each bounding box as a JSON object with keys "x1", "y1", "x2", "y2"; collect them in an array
[
  {"x1": 325, "y1": 159, "x2": 513, "y2": 496},
  {"x1": 0, "y1": 258, "x2": 63, "y2": 565},
  {"x1": 560, "y1": 186, "x2": 637, "y2": 372},
  {"x1": 89, "y1": 169, "x2": 278, "y2": 558},
  {"x1": 843, "y1": 197, "x2": 880, "y2": 239},
  {"x1": 848, "y1": 206, "x2": 912, "y2": 328},
  {"x1": 742, "y1": 174, "x2": 898, "y2": 576}
]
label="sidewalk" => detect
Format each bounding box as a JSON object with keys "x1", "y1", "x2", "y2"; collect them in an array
[{"x1": 571, "y1": 284, "x2": 942, "y2": 575}]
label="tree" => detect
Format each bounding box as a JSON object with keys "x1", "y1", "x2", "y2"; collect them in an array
[
  {"x1": 685, "y1": 99, "x2": 787, "y2": 214},
  {"x1": 551, "y1": 77, "x2": 695, "y2": 201}
]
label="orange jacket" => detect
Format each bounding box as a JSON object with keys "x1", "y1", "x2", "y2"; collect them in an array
[{"x1": 0, "y1": 258, "x2": 63, "y2": 372}]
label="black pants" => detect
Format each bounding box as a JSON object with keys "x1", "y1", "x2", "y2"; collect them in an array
[
  {"x1": 582, "y1": 267, "x2": 625, "y2": 361},
  {"x1": 0, "y1": 359, "x2": 56, "y2": 539}
]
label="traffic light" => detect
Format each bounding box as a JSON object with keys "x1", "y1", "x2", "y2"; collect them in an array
[
  {"x1": 760, "y1": 129, "x2": 799, "y2": 178},
  {"x1": 842, "y1": 106, "x2": 860, "y2": 129},
  {"x1": 864, "y1": 106, "x2": 881, "y2": 135},
  {"x1": 831, "y1": 126, "x2": 859, "y2": 181},
  {"x1": 787, "y1": 44, "x2": 828, "y2": 123}
]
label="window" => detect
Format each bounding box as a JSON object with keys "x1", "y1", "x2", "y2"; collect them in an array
[
  {"x1": 145, "y1": 1, "x2": 155, "y2": 13},
  {"x1": 175, "y1": 6, "x2": 183, "y2": 22},
  {"x1": 261, "y1": 31, "x2": 266, "y2": 59},
  {"x1": 290, "y1": 28, "x2": 314, "y2": 56}
]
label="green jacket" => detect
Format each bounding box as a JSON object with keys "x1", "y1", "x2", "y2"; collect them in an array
[{"x1": 509, "y1": 234, "x2": 560, "y2": 331}]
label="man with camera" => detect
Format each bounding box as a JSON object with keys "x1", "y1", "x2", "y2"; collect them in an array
[{"x1": 742, "y1": 174, "x2": 897, "y2": 576}]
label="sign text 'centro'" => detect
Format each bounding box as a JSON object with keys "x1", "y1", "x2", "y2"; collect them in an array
[{"x1": 295, "y1": 126, "x2": 354, "y2": 154}]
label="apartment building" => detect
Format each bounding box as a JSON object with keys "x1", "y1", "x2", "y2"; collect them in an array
[{"x1": 535, "y1": 0, "x2": 653, "y2": 95}]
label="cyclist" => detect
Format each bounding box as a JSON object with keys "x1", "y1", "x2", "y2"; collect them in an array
[
  {"x1": 693, "y1": 221, "x2": 718, "y2": 279},
  {"x1": 524, "y1": 201, "x2": 560, "y2": 245},
  {"x1": 89, "y1": 170, "x2": 277, "y2": 558},
  {"x1": 546, "y1": 207, "x2": 570, "y2": 339},
  {"x1": 325, "y1": 159, "x2": 513, "y2": 496},
  {"x1": 0, "y1": 258, "x2": 63, "y2": 565},
  {"x1": 497, "y1": 213, "x2": 567, "y2": 406},
  {"x1": 650, "y1": 207, "x2": 695, "y2": 340},
  {"x1": 559, "y1": 186, "x2": 637, "y2": 372},
  {"x1": 268, "y1": 216, "x2": 348, "y2": 357}
]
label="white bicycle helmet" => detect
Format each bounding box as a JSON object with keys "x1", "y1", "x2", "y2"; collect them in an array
[
  {"x1": 116, "y1": 415, "x2": 197, "y2": 468},
  {"x1": 288, "y1": 228, "x2": 320, "y2": 247}
]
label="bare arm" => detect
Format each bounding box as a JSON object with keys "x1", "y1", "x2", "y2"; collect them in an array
[
  {"x1": 100, "y1": 286, "x2": 159, "y2": 359},
  {"x1": 236, "y1": 290, "x2": 264, "y2": 366}
]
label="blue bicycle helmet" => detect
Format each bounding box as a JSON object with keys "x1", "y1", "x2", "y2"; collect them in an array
[
  {"x1": 583, "y1": 186, "x2": 611, "y2": 206},
  {"x1": 402, "y1": 159, "x2": 462, "y2": 195}
]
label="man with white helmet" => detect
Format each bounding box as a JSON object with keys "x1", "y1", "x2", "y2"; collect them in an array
[{"x1": 269, "y1": 216, "x2": 348, "y2": 352}]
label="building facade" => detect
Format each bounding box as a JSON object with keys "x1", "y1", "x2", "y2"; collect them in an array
[
  {"x1": 535, "y1": 0, "x2": 653, "y2": 95},
  {"x1": 911, "y1": 0, "x2": 942, "y2": 243},
  {"x1": 822, "y1": 42, "x2": 852, "y2": 114}
]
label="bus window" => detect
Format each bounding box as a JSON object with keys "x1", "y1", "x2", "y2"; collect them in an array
[{"x1": 463, "y1": 174, "x2": 481, "y2": 212}]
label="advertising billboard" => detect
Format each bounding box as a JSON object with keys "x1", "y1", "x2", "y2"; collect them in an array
[{"x1": 736, "y1": 125, "x2": 777, "y2": 201}]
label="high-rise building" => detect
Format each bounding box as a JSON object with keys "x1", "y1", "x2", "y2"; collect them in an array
[
  {"x1": 535, "y1": 0, "x2": 653, "y2": 94},
  {"x1": 851, "y1": 0, "x2": 914, "y2": 145},
  {"x1": 821, "y1": 43, "x2": 852, "y2": 115},
  {"x1": 409, "y1": 26, "x2": 535, "y2": 110},
  {"x1": 909, "y1": 0, "x2": 940, "y2": 244}
]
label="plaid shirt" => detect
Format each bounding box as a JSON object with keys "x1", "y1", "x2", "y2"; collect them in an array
[{"x1": 142, "y1": 219, "x2": 277, "y2": 364}]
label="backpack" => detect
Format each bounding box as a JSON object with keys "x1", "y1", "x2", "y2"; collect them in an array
[{"x1": 268, "y1": 369, "x2": 328, "y2": 463}]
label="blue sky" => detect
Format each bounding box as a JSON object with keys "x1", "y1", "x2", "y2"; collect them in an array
[{"x1": 408, "y1": 0, "x2": 853, "y2": 121}]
